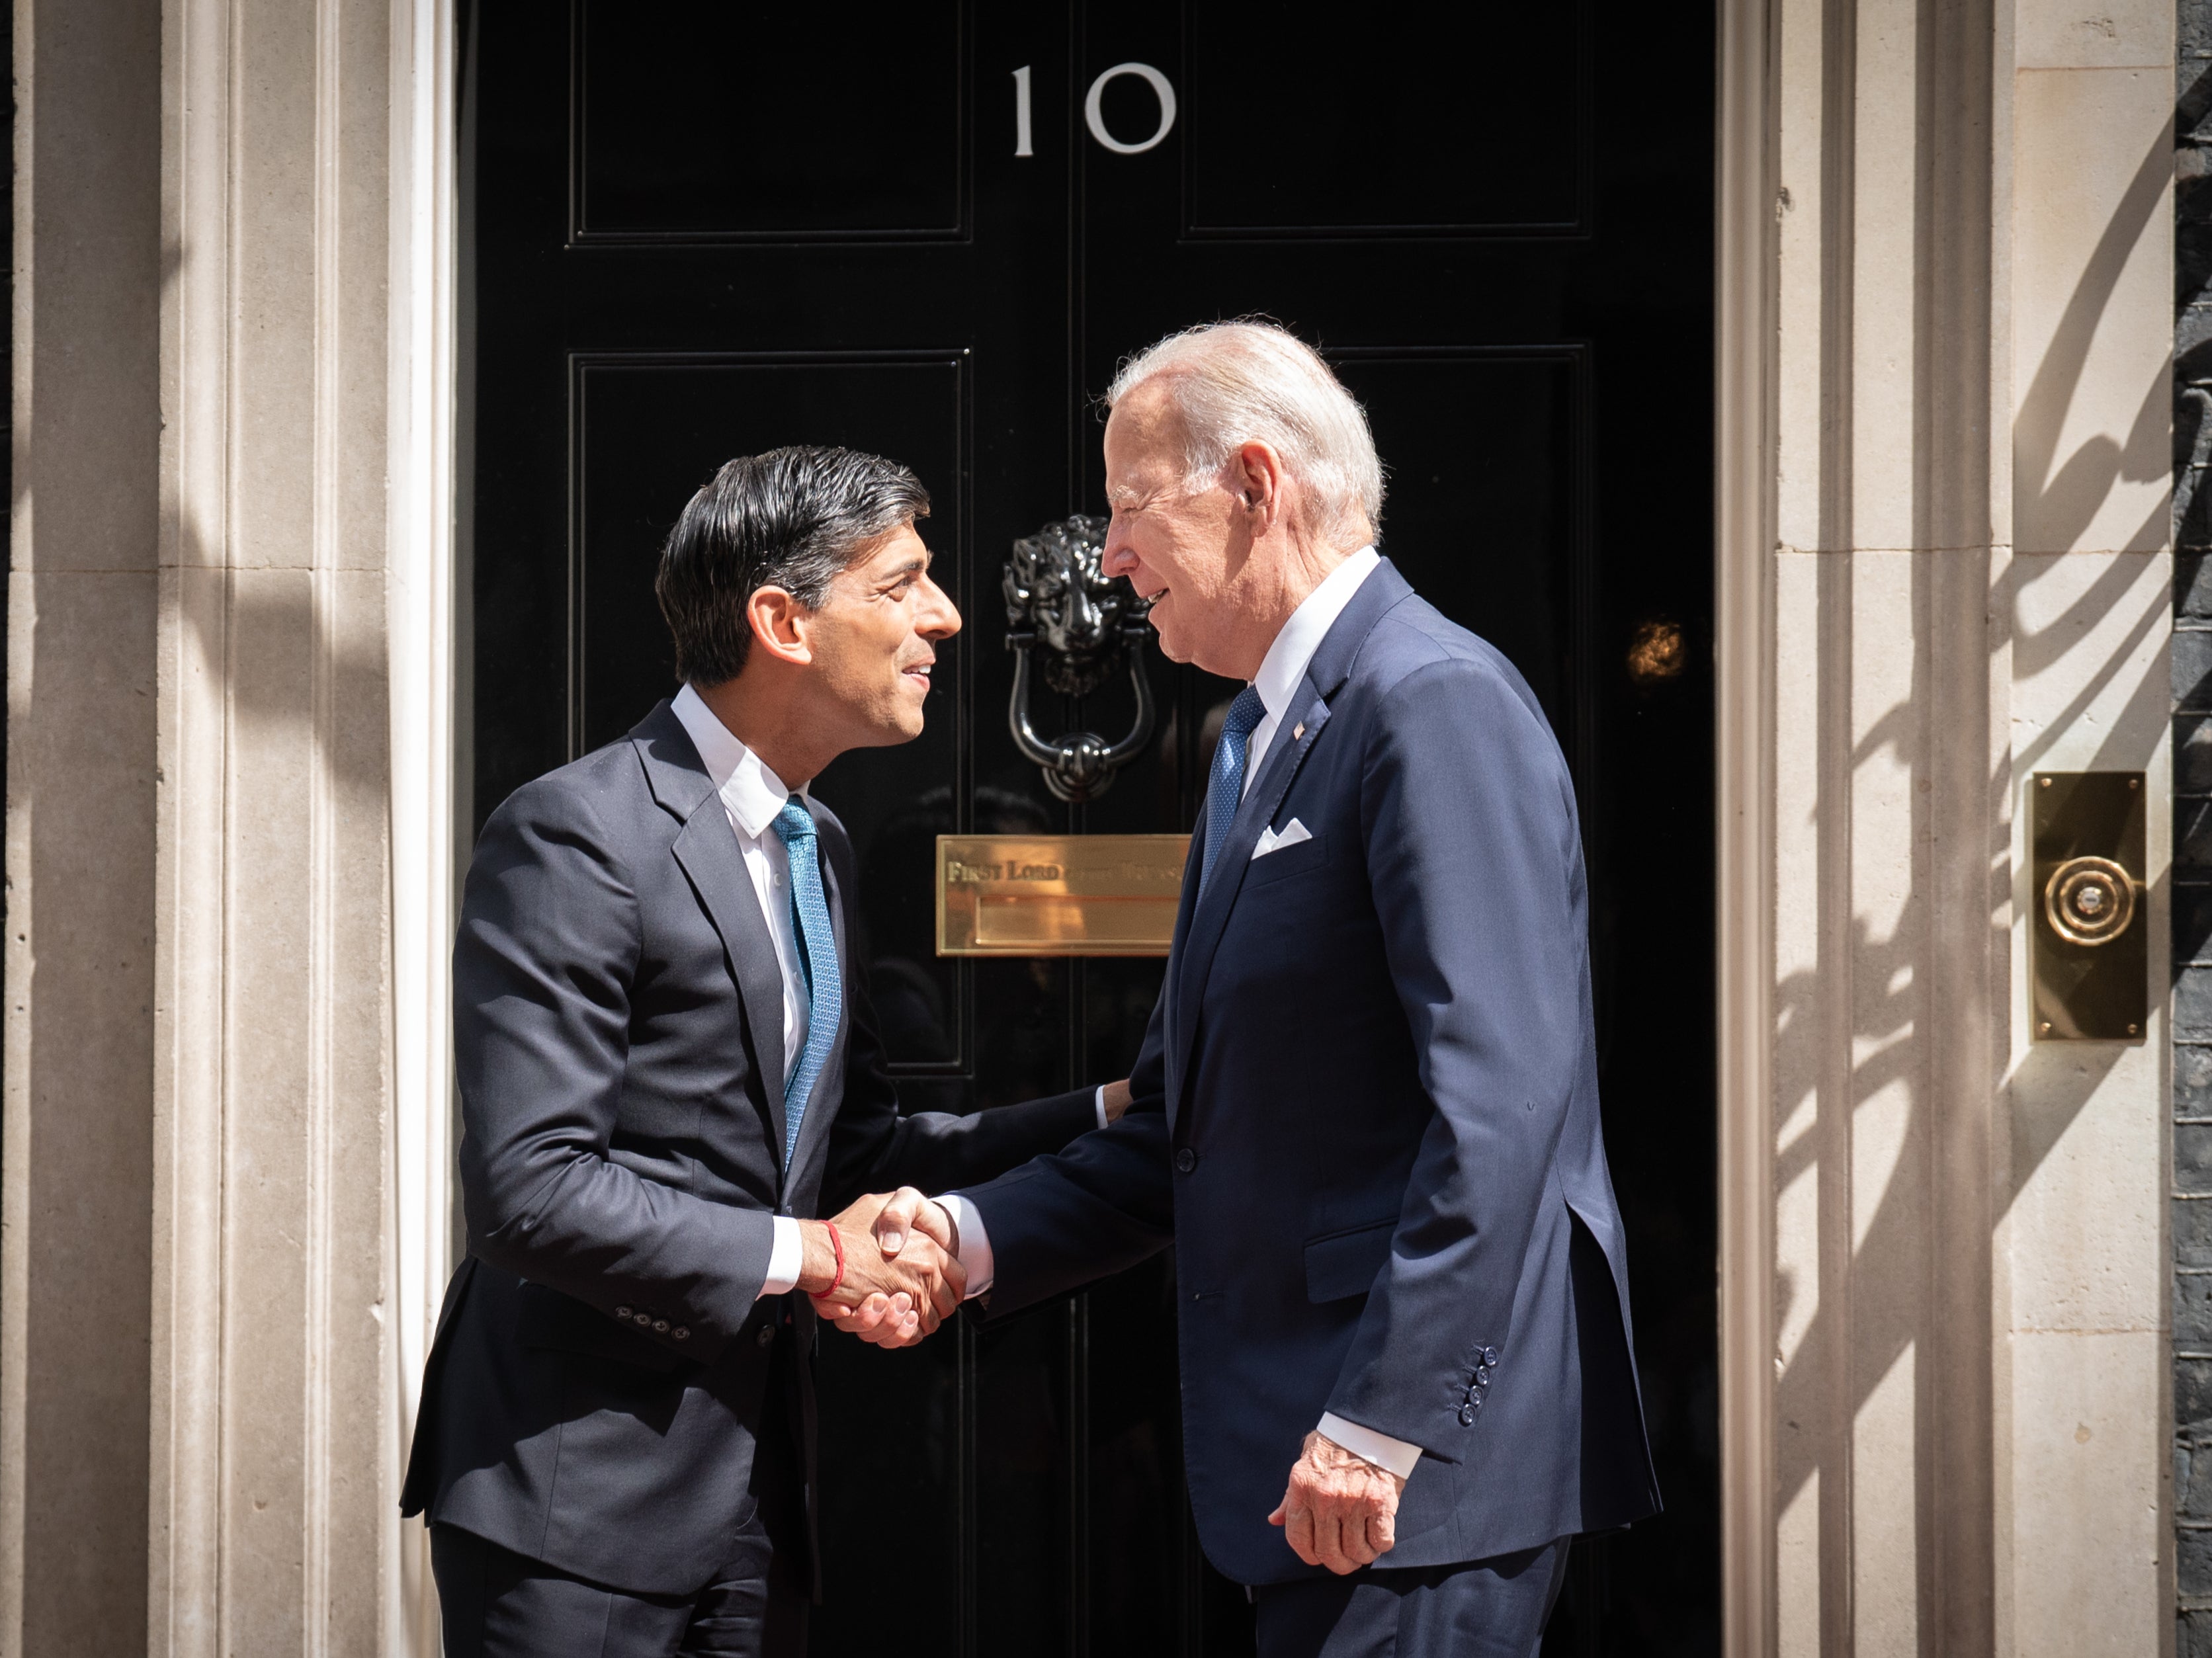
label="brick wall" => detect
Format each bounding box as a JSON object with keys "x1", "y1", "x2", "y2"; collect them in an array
[{"x1": 2176, "y1": 5, "x2": 2212, "y2": 1645}]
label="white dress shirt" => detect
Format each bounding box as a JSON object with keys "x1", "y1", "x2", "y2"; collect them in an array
[
  {"x1": 1240, "y1": 545, "x2": 1379, "y2": 800},
  {"x1": 935, "y1": 548, "x2": 1417, "y2": 1478},
  {"x1": 669, "y1": 683, "x2": 818, "y2": 1298},
  {"x1": 672, "y1": 686, "x2": 1113, "y2": 1301}
]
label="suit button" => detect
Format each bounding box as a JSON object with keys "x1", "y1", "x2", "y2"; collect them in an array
[
  {"x1": 1175, "y1": 1149, "x2": 1197, "y2": 1174},
  {"x1": 757, "y1": 1323, "x2": 776, "y2": 1348},
  {"x1": 1475, "y1": 1365, "x2": 1489, "y2": 1386},
  {"x1": 652, "y1": 1319, "x2": 670, "y2": 1333},
  {"x1": 672, "y1": 1327, "x2": 691, "y2": 1341},
  {"x1": 1482, "y1": 1346, "x2": 1498, "y2": 1366},
  {"x1": 614, "y1": 1306, "x2": 633, "y2": 1320},
  {"x1": 1459, "y1": 1404, "x2": 1476, "y2": 1427},
  {"x1": 634, "y1": 1311, "x2": 653, "y2": 1325}
]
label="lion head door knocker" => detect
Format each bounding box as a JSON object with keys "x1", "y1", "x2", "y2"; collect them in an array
[{"x1": 1003, "y1": 515, "x2": 1156, "y2": 804}]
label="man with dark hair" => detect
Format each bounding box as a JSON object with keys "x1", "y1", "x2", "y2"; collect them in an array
[{"x1": 401, "y1": 446, "x2": 1117, "y2": 1657}]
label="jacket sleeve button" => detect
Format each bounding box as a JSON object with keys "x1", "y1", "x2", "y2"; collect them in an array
[
  {"x1": 672, "y1": 1327, "x2": 691, "y2": 1341},
  {"x1": 1458, "y1": 1404, "x2": 1476, "y2": 1427},
  {"x1": 614, "y1": 1306, "x2": 633, "y2": 1320},
  {"x1": 653, "y1": 1319, "x2": 670, "y2": 1333}
]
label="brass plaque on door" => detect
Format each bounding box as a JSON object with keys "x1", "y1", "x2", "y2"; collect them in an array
[
  {"x1": 2031, "y1": 771, "x2": 2147, "y2": 1042},
  {"x1": 937, "y1": 834, "x2": 1190, "y2": 957}
]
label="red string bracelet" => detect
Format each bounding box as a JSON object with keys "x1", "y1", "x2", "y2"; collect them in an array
[{"x1": 819, "y1": 1220, "x2": 847, "y2": 1303}]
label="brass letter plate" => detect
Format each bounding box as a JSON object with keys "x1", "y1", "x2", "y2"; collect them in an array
[
  {"x1": 2031, "y1": 771, "x2": 2147, "y2": 1042},
  {"x1": 937, "y1": 834, "x2": 1191, "y2": 957}
]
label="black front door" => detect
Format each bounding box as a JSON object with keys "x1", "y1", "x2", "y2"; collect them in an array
[{"x1": 463, "y1": 5, "x2": 1715, "y2": 1652}]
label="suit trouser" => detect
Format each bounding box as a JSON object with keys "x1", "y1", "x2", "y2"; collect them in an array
[
  {"x1": 1252, "y1": 1537, "x2": 1570, "y2": 1658},
  {"x1": 431, "y1": 1334, "x2": 808, "y2": 1658}
]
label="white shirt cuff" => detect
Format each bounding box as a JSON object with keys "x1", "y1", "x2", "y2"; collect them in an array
[
  {"x1": 931, "y1": 1193, "x2": 994, "y2": 1299},
  {"x1": 1095, "y1": 1085, "x2": 1110, "y2": 1131},
  {"x1": 759, "y1": 1214, "x2": 803, "y2": 1298},
  {"x1": 1316, "y1": 1412, "x2": 1422, "y2": 1479}
]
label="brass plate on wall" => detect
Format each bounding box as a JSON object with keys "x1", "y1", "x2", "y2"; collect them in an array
[
  {"x1": 937, "y1": 834, "x2": 1191, "y2": 957},
  {"x1": 2031, "y1": 771, "x2": 2146, "y2": 1042}
]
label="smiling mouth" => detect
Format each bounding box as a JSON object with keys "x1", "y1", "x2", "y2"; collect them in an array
[{"x1": 901, "y1": 661, "x2": 934, "y2": 686}]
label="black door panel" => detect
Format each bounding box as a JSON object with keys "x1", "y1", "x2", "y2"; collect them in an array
[
  {"x1": 574, "y1": 2, "x2": 968, "y2": 241},
  {"x1": 465, "y1": 3, "x2": 1714, "y2": 1651},
  {"x1": 1181, "y1": 9, "x2": 1588, "y2": 236}
]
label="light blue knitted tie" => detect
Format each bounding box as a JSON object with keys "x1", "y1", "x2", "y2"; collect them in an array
[
  {"x1": 771, "y1": 799, "x2": 841, "y2": 1167},
  {"x1": 1197, "y1": 686, "x2": 1267, "y2": 897}
]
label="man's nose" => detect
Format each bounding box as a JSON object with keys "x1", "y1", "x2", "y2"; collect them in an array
[
  {"x1": 1101, "y1": 528, "x2": 1137, "y2": 578},
  {"x1": 919, "y1": 575, "x2": 961, "y2": 640}
]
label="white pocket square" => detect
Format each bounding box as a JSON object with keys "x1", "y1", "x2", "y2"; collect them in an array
[{"x1": 1250, "y1": 817, "x2": 1313, "y2": 860}]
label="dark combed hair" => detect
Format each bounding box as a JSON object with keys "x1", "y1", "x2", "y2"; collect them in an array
[{"x1": 654, "y1": 445, "x2": 931, "y2": 684}]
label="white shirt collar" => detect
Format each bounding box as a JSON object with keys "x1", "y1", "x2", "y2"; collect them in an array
[
  {"x1": 1251, "y1": 546, "x2": 1381, "y2": 722},
  {"x1": 669, "y1": 682, "x2": 801, "y2": 840}
]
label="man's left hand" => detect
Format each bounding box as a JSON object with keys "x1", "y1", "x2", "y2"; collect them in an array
[{"x1": 1267, "y1": 1429, "x2": 1408, "y2": 1575}]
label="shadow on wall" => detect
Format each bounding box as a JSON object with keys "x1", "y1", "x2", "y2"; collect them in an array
[
  {"x1": 1769, "y1": 547, "x2": 2164, "y2": 1624},
  {"x1": 1769, "y1": 82, "x2": 2172, "y2": 1626},
  {"x1": 2016, "y1": 116, "x2": 2174, "y2": 557}
]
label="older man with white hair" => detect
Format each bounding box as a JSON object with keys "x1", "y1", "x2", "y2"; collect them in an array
[{"x1": 826, "y1": 321, "x2": 1660, "y2": 1655}]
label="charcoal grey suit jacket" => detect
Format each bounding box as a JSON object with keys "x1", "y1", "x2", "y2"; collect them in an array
[{"x1": 400, "y1": 700, "x2": 1095, "y2": 1595}]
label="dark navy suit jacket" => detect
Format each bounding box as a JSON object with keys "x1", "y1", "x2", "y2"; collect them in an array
[
  {"x1": 400, "y1": 701, "x2": 1096, "y2": 1595},
  {"x1": 956, "y1": 561, "x2": 1660, "y2": 1586}
]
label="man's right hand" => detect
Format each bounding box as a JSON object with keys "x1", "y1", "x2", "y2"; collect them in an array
[{"x1": 800, "y1": 1187, "x2": 963, "y2": 1343}]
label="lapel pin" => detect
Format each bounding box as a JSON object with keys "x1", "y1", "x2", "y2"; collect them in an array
[{"x1": 1293, "y1": 722, "x2": 1306, "y2": 741}]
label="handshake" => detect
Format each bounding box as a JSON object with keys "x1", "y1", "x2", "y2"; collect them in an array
[
  {"x1": 792, "y1": 1186, "x2": 966, "y2": 1348},
  {"x1": 793, "y1": 1081, "x2": 1136, "y2": 1346}
]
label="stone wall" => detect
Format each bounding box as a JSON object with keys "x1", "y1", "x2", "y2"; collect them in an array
[
  {"x1": 4, "y1": 0, "x2": 163, "y2": 1649},
  {"x1": 1733, "y1": 0, "x2": 2176, "y2": 1650},
  {"x1": 0, "y1": 0, "x2": 453, "y2": 1649}
]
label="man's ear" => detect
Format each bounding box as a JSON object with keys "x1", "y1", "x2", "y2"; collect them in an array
[
  {"x1": 745, "y1": 587, "x2": 814, "y2": 667},
  {"x1": 1231, "y1": 440, "x2": 1288, "y2": 526}
]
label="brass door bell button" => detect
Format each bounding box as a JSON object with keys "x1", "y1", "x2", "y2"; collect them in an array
[
  {"x1": 2030, "y1": 772, "x2": 2147, "y2": 1041},
  {"x1": 2043, "y1": 856, "x2": 2135, "y2": 946}
]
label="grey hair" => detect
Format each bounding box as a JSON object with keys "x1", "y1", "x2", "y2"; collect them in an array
[
  {"x1": 656, "y1": 445, "x2": 930, "y2": 684},
  {"x1": 1105, "y1": 321, "x2": 1384, "y2": 541}
]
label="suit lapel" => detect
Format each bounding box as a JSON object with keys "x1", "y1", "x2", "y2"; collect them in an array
[
  {"x1": 1166, "y1": 559, "x2": 1418, "y2": 1117},
  {"x1": 1169, "y1": 678, "x2": 1331, "y2": 1109},
  {"x1": 1158, "y1": 829, "x2": 1207, "y2": 1126},
  {"x1": 1246, "y1": 694, "x2": 1334, "y2": 849},
  {"x1": 1304, "y1": 556, "x2": 1411, "y2": 697},
  {"x1": 634, "y1": 702, "x2": 790, "y2": 1156}
]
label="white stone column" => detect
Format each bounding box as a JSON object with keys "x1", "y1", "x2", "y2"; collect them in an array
[
  {"x1": 1721, "y1": 0, "x2": 2176, "y2": 1651},
  {"x1": 385, "y1": 0, "x2": 460, "y2": 1650},
  {"x1": 148, "y1": 0, "x2": 401, "y2": 1650},
  {"x1": 2002, "y1": 11, "x2": 2174, "y2": 1653},
  {"x1": 3, "y1": 0, "x2": 163, "y2": 1651},
  {"x1": 5, "y1": 0, "x2": 452, "y2": 1649}
]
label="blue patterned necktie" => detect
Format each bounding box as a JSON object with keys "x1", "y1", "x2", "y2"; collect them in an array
[
  {"x1": 770, "y1": 799, "x2": 842, "y2": 1167},
  {"x1": 1197, "y1": 686, "x2": 1268, "y2": 897}
]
